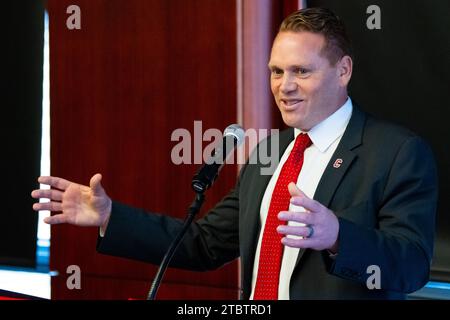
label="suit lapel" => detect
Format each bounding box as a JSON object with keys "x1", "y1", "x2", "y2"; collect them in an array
[
  {"x1": 313, "y1": 149, "x2": 357, "y2": 208},
  {"x1": 294, "y1": 106, "x2": 366, "y2": 266},
  {"x1": 314, "y1": 107, "x2": 365, "y2": 206}
]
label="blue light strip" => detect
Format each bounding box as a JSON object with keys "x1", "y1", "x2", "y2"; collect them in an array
[{"x1": 426, "y1": 281, "x2": 450, "y2": 290}]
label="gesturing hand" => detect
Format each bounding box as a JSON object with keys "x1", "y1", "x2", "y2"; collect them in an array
[
  {"x1": 31, "y1": 173, "x2": 112, "y2": 228},
  {"x1": 277, "y1": 182, "x2": 340, "y2": 252}
]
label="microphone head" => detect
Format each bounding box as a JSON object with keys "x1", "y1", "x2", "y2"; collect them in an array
[
  {"x1": 191, "y1": 124, "x2": 244, "y2": 194},
  {"x1": 223, "y1": 124, "x2": 245, "y2": 146}
]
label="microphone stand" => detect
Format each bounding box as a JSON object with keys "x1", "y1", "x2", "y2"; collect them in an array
[
  {"x1": 146, "y1": 124, "x2": 243, "y2": 300},
  {"x1": 147, "y1": 192, "x2": 205, "y2": 300}
]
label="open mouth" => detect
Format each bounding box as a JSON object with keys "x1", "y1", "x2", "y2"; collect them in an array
[{"x1": 280, "y1": 99, "x2": 304, "y2": 109}]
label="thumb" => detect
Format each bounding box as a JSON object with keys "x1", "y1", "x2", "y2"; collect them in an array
[
  {"x1": 288, "y1": 182, "x2": 307, "y2": 198},
  {"x1": 90, "y1": 173, "x2": 105, "y2": 196}
]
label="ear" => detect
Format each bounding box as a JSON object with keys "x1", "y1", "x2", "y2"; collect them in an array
[{"x1": 337, "y1": 55, "x2": 353, "y2": 87}]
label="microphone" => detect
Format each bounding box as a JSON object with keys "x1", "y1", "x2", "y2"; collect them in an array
[{"x1": 191, "y1": 124, "x2": 245, "y2": 194}]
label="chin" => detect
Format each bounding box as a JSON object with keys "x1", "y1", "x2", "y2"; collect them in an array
[{"x1": 281, "y1": 114, "x2": 304, "y2": 129}]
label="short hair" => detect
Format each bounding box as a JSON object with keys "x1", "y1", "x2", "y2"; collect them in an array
[{"x1": 279, "y1": 7, "x2": 353, "y2": 65}]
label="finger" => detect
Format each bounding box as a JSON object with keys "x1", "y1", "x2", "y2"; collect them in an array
[
  {"x1": 278, "y1": 211, "x2": 315, "y2": 224},
  {"x1": 31, "y1": 189, "x2": 63, "y2": 201},
  {"x1": 288, "y1": 182, "x2": 306, "y2": 197},
  {"x1": 44, "y1": 214, "x2": 68, "y2": 225},
  {"x1": 288, "y1": 183, "x2": 318, "y2": 212},
  {"x1": 90, "y1": 173, "x2": 104, "y2": 196},
  {"x1": 290, "y1": 196, "x2": 321, "y2": 213},
  {"x1": 32, "y1": 201, "x2": 62, "y2": 212},
  {"x1": 277, "y1": 225, "x2": 311, "y2": 237},
  {"x1": 281, "y1": 236, "x2": 315, "y2": 248},
  {"x1": 38, "y1": 176, "x2": 71, "y2": 191}
]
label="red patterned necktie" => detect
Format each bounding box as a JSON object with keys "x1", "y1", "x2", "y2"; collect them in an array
[{"x1": 253, "y1": 133, "x2": 312, "y2": 300}]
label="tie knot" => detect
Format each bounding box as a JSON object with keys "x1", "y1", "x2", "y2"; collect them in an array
[{"x1": 293, "y1": 133, "x2": 312, "y2": 153}]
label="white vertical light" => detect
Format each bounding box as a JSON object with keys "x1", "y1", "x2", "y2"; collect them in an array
[{"x1": 37, "y1": 11, "x2": 50, "y2": 247}]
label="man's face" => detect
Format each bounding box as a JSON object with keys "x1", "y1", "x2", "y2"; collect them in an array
[{"x1": 269, "y1": 31, "x2": 350, "y2": 131}]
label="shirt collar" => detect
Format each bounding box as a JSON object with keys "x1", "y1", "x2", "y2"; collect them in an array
[{"x1": 294, "y1": 97, "x2": 353, "y2": 153}]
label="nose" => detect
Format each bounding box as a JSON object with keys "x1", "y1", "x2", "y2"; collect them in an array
[{"x1": 279, "y1": 74, "x2": 297, "y2": 94}]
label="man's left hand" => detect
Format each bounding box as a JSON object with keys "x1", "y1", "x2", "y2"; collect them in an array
[{"x1": 277, "y1": 182, "x2": 339, "y2": 252}]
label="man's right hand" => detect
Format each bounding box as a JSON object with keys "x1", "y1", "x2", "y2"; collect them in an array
[{"x1": 31, "y1": 173, "x2": 112, "y2": 229}]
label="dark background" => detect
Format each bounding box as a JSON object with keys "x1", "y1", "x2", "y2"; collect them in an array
[{"x1": 0, "y1": 0, "x2": 44, "y2": 267}]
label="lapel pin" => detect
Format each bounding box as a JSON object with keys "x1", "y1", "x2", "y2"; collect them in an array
[{"x1": 333, "y1": 158, "x2": 343, "y2": 168}]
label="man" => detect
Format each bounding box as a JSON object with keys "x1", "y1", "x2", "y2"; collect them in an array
[{"x1": 31, "y1": 8, "x2": 438, "y2": 299}]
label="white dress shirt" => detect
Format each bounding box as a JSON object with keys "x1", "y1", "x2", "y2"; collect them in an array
[{"x1": 250, "y1": 98, "x2": 353, "y2": 300}]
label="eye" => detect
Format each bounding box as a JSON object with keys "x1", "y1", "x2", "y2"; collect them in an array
[
  {"x1": 270, "y1": 68, "x2": 283, "y2": 77},
  {"x1": 294, "y1": 67, "x2": 310, "y2": 76}
]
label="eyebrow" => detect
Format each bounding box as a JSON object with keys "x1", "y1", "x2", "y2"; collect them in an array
[{"x1": 268, "y1": 64, "x2": 313, "y2": 70}]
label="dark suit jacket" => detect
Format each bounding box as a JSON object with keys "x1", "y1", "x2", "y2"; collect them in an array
[{"x1": 97, "y1": 106, "x2": 438, "y2": 299}]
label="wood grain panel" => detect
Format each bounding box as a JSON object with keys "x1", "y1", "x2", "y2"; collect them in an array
[{"x1": 48, "y1": 0, "x2": 238, "y2": 299}]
